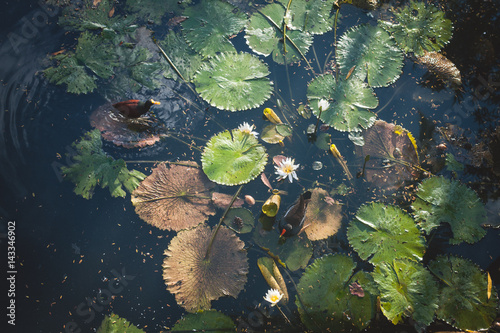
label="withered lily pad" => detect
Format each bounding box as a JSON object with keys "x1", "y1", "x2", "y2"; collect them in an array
[
  {"x1": 257, "y1": 257, "x2": 289, "y2": 303},
  {"x1": 163, "y1": 224, "x2": 248, "y2": 312},
  {"x1": 131, "y1": 162, "x2": 216, "y2": 231},
  {"x1": 304, "y1": 188, "x2": 342, "y2": 241}
]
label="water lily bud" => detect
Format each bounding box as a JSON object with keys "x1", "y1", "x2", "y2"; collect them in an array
[{"x1": 244, "y1": 195, "x2": 255, "y2": 206}]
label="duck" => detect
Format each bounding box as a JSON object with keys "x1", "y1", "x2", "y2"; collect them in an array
[
  {"x1": 278, "y1": 191, "x2": 311, "y2": 238},
  {"x1": 112, "y1": 99, "x2": 161, "y2": 118}
]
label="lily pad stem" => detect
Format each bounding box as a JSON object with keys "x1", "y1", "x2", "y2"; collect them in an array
[
  {"x1": 283, "y1": 0, "x2": 292, "y2": 53},
  {"x1": 276, "y1": 304, "x2": 293, "y2": 326},
  {"x1": 205, "y1": 185, "x2": 243, "y2": 260},
  {"x1": 333, "y1": 7, "x2": 340, "y2": 82}
]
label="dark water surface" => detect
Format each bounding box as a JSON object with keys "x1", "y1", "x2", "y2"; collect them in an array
[{"x1": 1, "y1": 1, "x2": 499, "y2": 333}]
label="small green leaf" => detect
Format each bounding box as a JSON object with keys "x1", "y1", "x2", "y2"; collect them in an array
[
  {"x1": 43, "y1": 54, "x2": 97, "y2": 94},
  {"x1": 222, "y1": 208, "x2": 255, "y2": 233},
  {"x1": 277, "y1": 0, "x2": 336, "y2": 35},
  {"x1": 171, "y1": 310, "x2": 235, "y2": 332},
  {"x1": 97, "y1": 313, "x2": 145, "y2": 333}
]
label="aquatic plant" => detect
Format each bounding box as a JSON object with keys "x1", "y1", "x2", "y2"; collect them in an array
[
  {"x1": 222, "y1": 207, "x2": 255, "y2": 234},
  {"x1": 411, "y1": 176, "x2": 487, "y2": 244},
  {"x1": 171, "y1": 309, "x2": 235, "y2": 332},
  {"x1": 131, "y1": 162, "x2": 215, "y2": 231},
  {"x1": 277, "y1": 0, "x2": 336, "y2": 35},
  {"x1": 416, "y1": 50, "x2": 462, "y2": 88},
  {"x1": 303, "y1": 188, "x2": 342, "y2": 241},
  {"x1": 257, "y1": 257, "x2": 289, "y2": 304},
  {"x1": 97, "y1": 313, "x2": 145, "y2": 333},
  {"x1": 61, "y1": 129, "x2": 146, "y2": 199}
]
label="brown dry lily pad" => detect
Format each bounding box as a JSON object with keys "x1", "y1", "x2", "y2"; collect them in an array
[
  {"x1": 131, "y1": 162, "x2": 216, "y2": 231},
  {"x1": 257, "y1": 257, "x2": 289, "y2": 303},
  {"x1": 90, "y1": 102, "x2": 163, "y2": 148},
  {"x1": 211, "y1": 192, "x2": 244, "y2": 209},
  {"x1": 361, "y1": 120, "x2": 420, "y2": 190},
  {"x1": 304, "y1": 188, "x2": 343, "y2": 241},
  {"x1": 163, "y1": 224, "x2": 248, "y2": 312}
]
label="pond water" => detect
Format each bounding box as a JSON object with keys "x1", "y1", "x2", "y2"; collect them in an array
[{"x1": 0, "y1": 0, "x2": 499, "y2": 332}]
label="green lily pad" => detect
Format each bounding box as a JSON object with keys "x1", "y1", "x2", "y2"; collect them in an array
[
  {"x1": 202, "y1": 129, "x2": 268, "y2": 186},
  {"x1": 296, "y1": 254, "x2": 377, "y2": 332},
  {"x1": 372, "y1": 259, "x2": 439, "y2": 326},
  {"x1": 278, "y1": 0, "x2": 336, "y2": 35},
  {"x1": 276, "y1": 123, "x2": 293, "y2": 137},
  {"x1": 428, "y1": 255, "x2": 498, "y2": 331},
  {"x1": 261, "y1": 124, "x2": 285, "y2": 144},
  {"x1": 337, "y1": 24, "x2": 404, "y2": 87},
  {"x1": 222, "y1": 208, "x2": 255, "y2": 234},
  {"x1": 411, "y1": 176, "x2": 487, "y2": 245},
  {"x1": 379, "y1": 0, "x2": 453, "y2": 56},
  {"x1": 159, "y1": 30, "x2": 203, "y2": 82},
  {"x1": 245, "y1": 3, "x2": 313, "y2": 64},
  {"x1": 253, "y1": 223, "x2": 312, "y2": 271},
  {"x1": 314, "y1": 132, "x2": 331, "y2": 150},
  {"x1": 182, "y1": 0, "x2": 247, "y2": 57},
  {"x1": 97, "y1": 313, "x2": 145, "y2": 333},
  {"x1": 193, "y1": 52, "x2": 273, "y2": 111},
  {"x1": 307, "y1": 74, "x2": 378, "y2": 132},
  {"x1": 347, "y1": 202, "x2": 426, "y2": 265},
  {"x1": 171, "y1": 310, "x2": 235, "y2": 332},
  {"x1": 43, "y1": 53, "x2": 97, "y2": 94},
  {"x1": 61, "y1": 129, "x2": 146, "y2": 199}
]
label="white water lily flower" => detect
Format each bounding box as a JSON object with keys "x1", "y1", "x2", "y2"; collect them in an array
[
  {"x1": 318, "y1": 99, "x2": 330, "y2": 111},
  {"x1": 275, "y1": 157, "x2": 299, "y2": 183},
  {"x1": 263, "y1": 288, "x2": 283, "y2": 306},
  {"x1": 238, "y1": 122, "x2": 259, "y2": 138}
]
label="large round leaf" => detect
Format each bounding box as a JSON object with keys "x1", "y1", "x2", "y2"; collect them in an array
[
  {"x1": 202, "y1": 129, "x2": 268, "y2": 185},
  {"x1": 245, "y1": 3, "x2": 313, "y2": 64},
  {"x1": 411, "y1": 176, "x2": 487, "y2": 244},
  {"x1": 303, "y1": 188, "x2": 342, "y2": 241},
  {"x1": 307, "y1": 74, "x2": 378, "y2": 132},
  {"x1": 337, "y1": 24, "x2": 403, "y2": 87},
  {"x1": 379, "y1": 0, "x2": 453, "y2": 56},
  {"x1": 182, "y1": 0, "x2": 247, "y2": 57},
  {"x1": 278, "y1": 0, "x2": 336, "y2": 35},
  {"x1": 296, "y1": 254, "x2": 377, "y2": 332},
  {"x1": 193, "y1": 52, "x2": 273, "y2": 111},
  {"x1": 372, "y1": 259, "x2": 439, "y2": 326},
  {"x1": 347, "y1": 202, "x2": 426, "y2": 265},
  {"x1": 428, "y1": 255, "x2": 498, "y2": 331}
]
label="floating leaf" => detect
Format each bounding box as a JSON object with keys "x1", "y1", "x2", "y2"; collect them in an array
[
  {"x1": 97, "y1": 313, "x2": 145, "y2": 333},
  {"x1": 194, "y1": 52, "x2": 273, "y2": 111},
  {"x1": 411, "y1": 176, "x2": 487, "y2": 244},
  {"x1": 314, "y1": 133, "x2": 331, "y2": 150},
  {"x1": 337, "y1": 24, "x2": 403, "y2": 87},
  {"x1": 61, "y1": 129, "x2": 146, "y2": 199},
  {"x1": 303, "y1": 188, "x2": 342, "y2": 241},
  {"x1": 253, "y1": 223, "x2": 312, "y2": 271},
  {"x1": 261, "y1": 124, "x2": 285, "y2": 144},
  {"x1": 428, "y1": 255, "x2": 498, "y2": 331},
  {"x1": 276, "y1": 123, "x2": 292, "y2": 137},
  {"x1": 245, "y1": 3, "x2": 313, "y2": 64},
  {"x1": 171, "y1": 310, "x2": 236, "y2": 332},
  {"x1": 379, "y1": 0, "x2": 453, "y2": 56},
  {"x1": 131, "y1": 162, "x2": 216, "y2": 231},
  {"x1": 277, "y1": 0, "x2": 335, "y2": 35},
  {"x1": 43, "y1": 54, "x2": 97, "y2": 94},
  {"x1": 307, "y1": 74, "x2": 378, "y2": 132},
  {"x1": 222, "y1": 207, "x2": 255, "y2": 234},
  {"x1": 296, "y1": 254, "x2": 377, "y2": 332},
  {"x1": 360, "y1": 120, "x2": 420, "y2": 190},
  {"x1": 347, "y1": 202, "x2": 426, "y2": 265},
  {"x1": 126, "y1": 0, "x2": 183, "y2": 25},
  {"x1": 257, "y1": 257, "x2": 289, "y2": 303},
  {"x1": 373, "y1": 259, "x2": 438, "y2": 326},
  {"x1": 416, "y1": 50, "x2": 462, "y2": 88},
  {"x1": 202, "y1": 129, "x2": 268, "y2": 185},
  {"x1": 163, "y1": 224, "x2": 248, "y2": 312},
  {"x1": 182, "y1": 0, "x2": 247, "y2": 57},
  {"x1": 159, "y1": 30, "x2": 203, "y2": 82},
  {"x1": 211, "y1": 192, "x2": 244, "y2": 209}
]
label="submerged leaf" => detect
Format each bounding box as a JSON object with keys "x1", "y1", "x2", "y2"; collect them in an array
[
  {"x1": 61, "y1": 129, "x2": 146, "y2": 199},
  {"x1": 194, "y1": 52, "x2": 273, "y2": 111},
  {"x1": 307, "y1": 74, "x2": 378, "y2": 132},
  {"x1": 411, "y1": 176, "x2": 487, "y2": 244},
  {"x1": 429, "y1": 255, "x2": 498, "y2": 331},
  {"x1": 171, "y1": 310, "x2": 236, "y2": 332},
  {"x1": 202, "y1": 129, "x2": 268, "y2": 185},
  {"x1": 97, "y1": 313, "x2": 145, "y2": 333},
  {"x1": 372, "y1": 259, "x2": 438, "y2": 326},
  {"x1": 347, "y1": 202, "x2": 426, "y2": 265},
  {"x1": 131, "y1": 162, "x2": 216, "y2": 231},
  {"x1": 303, "y1": 188, "x2": 342, "y2": 241},
  {"x1": 337, "y1": 24, "x2": 403, "y2": 87},
  {"x1": 296, "y1": 254, "x2": 377, "y2": 332},
  {"x1": 163, "y1": 224, "x2": 248, "y2": 312}
]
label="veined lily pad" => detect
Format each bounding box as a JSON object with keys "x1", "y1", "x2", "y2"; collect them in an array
[
  {"x1": 278, "y1": 0, "x2": 336, "y2": 35},
  {"x1": 222, "y1": 208, "x2": 255, "y2": 234},
  {"x1": 296, "y1": 254, "x2": 377, "y2": 332},
  {"x1": 97, "y1": 313, "x2": 145, "y2": 333},
  {"x1": 347, "y1": 202, "x2": 426, "y2": 265},
  {"x1": 307, "y1": 74, "x2": 378, "y2": 132},
  {"x1": 182, "y1": 0, "x2": 247, "y2": 57},
  {"x1": 159, "y1": 30, "x2": 203, "y2": 82},
  {"x1": 411, "y1": 176, "x2": 487, "y2": 244},
  {"x1": 379, "y1": 0, "x2": 453, "y2": 56},
  {"x1": 261, "y1": 124, "x2": 285, "y2": 144},
  {"x1": 61, "y1": 129, "x2": 146, "y2": 199},
  {"x1": 245, "y1": 3, "x2": 313, "y2": 64},
  {"x1": 337, "y1": 24, "x2": 403, "y2": 87},
  {"x1": 126, "y1": 0, "x2": 185, "y2": 25},
  {"x1": 276, "y1": 123, "x2": 292, "y2": 137},
  {"x1": 193, "y1": 52, "x2": 273, "y2": 111},
  {"x1": 202, "y1": 129, "x2": 268, "y2": 185},
  {"x1": 257, "y1": 257, "x2": 289, "y2": 303},
  {"x1": 373, "y1": 259, "x2": 438, "y2": 326},
  {"x1": 428, "y1": 255, "x2": 498, "y2": 331},
  {"x1": 303, "y1": 188, "x2": 342, "y2": 241},
  {"x1": 253, "y1": 223, "x2": 312, "y2": 271},
  {"x1": 171, "y1": 310, "x2": 236, "y2": 332}
]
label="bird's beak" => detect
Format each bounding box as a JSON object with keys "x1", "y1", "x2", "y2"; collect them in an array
[
  {"x1": 151, "y1": 100, "x2": 161, "y2": 105},
  {"x1": 280, "y1": 228, "x2": 286, "y2": 237}
]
